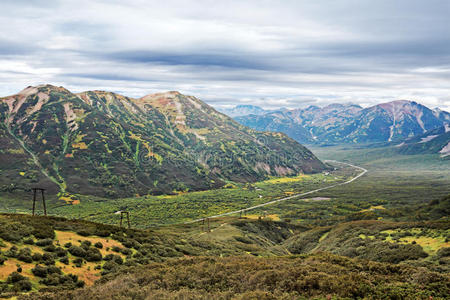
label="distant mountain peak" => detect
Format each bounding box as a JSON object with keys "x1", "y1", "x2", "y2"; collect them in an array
[
  {"x1": 235, "y1": 99, "x2": 449, "y2": 144},
  {"x1": 219, "y1": 104, "x2": 267, "y2": 117}
]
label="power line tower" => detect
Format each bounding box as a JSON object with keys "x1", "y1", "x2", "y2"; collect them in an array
[
  {"x1": 119, "y1": 211, "x2": 131, "y2": 229},
  {"x1": 31, "y1": 188, "x2": 46, "y2": 216}
]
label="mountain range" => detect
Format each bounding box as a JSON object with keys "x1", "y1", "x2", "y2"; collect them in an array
[
  {"x1": 218, "y1": 105, "x2": 271, "y2": 117},
  {"x1": 0, "y1": 85, "x2": 325, "y2": 198},
  {"x1": 234, "y1": 101, "x2": 450, "y2": 147}
]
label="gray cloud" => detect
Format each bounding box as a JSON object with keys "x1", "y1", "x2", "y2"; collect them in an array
[{"x1": 0, "y1": 0, "x2": 449, "y2": 111}]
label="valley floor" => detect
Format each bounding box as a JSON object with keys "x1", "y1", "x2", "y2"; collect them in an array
[{"x1": 0, "y1": 146, "x2": 448, "y2": 299}]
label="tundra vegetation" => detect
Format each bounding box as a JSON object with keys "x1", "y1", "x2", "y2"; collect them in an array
[{"x1": 0, "y1": 138, "x2": 448, "y2": 298}]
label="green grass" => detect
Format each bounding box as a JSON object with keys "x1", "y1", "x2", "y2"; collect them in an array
[
  {"x1": 45, "y1": 166, "x2": 354, "y2": 227},
  {"x1": 245, "y1": 146, "x2": 450, "y2": 226}
]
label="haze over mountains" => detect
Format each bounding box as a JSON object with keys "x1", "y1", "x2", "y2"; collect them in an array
[
  {"x1": 234, "y1": 100, "x2": 450, "y2": 148},
  {"x1": 0, "y1": 85, "x2": 325, "y2": 198}
]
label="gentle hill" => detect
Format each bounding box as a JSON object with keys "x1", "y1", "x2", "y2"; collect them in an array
[
  {"x1": 234, "y1": 100, "x2": 450, "y2": 144},
  {"x1": 0, "y1": 85, "x2": 325, "y2": 198}
]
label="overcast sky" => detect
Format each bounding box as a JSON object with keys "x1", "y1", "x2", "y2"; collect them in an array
[{"x1": 1, "y1": 0, "x2": 449, "y2": 111}]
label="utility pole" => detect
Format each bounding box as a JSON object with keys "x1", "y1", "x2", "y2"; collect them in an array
[
  {"x1": 31, "y1": 188, "x2": 46, "y2": 216},
  {"x1": 119, "y1": 211, "x2": 131, "y2": 229}
]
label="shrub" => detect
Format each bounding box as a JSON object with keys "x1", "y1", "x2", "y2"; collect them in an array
[
  {"x1": 23, "y1": 237, "x2": 35, "y2": 245},
  {"x1": 94, "y1": 242, "x2": 103, "y2": 249},
  {"x1": 111, "y1": 246, "x2": 122, "y2": 253},
  {"x1": 32, "y1": 265, "x2": 48, "y2": 277},
  {"x1": 32, "y1": 225, "x2": 55, "y2": 240},
  {"x1": 86, "y1": 248, "x2": 102, "y2": 262},
  {"x1": 102, "y1": 261, "x2": 118, "y2": 271},
  {"x1": 121, "y1": 248, "x2": 132, "y2": 256},
  {"x1": 5, "y1": 246, "x2": 18, "y2": 258},
  {"x1": 0, "y1": 256, "x2": 6, "y2": 265},
  {"x1": 113, "y1": 255, "x2": 123, "y2": 265},
  {"x1": 68, "y1": 246, "x2": 86, "y2": 258},
  {"x1": 42, "y1": 252, "x2": 55, "y2": 266},
  {"x1": 32, "y1": 253, "x2": 43, "y2": 262},
  {"x1": 44, "y1": 244, "x2": 57, "y2": 252},
  {"x1": 59, "y1": 256, "x2": 69, "y2": 265},
  {"x1": 18, "y1": 248, "x2": 33, "y2": 263},
  {"x1": 7, "y1": 271, "x2": 25, "y2": 283},
  {"x1": 14, "y1": 278, "x2": 32, "y2": 291},
  {"x1": 81, "y1": 240, "x2": 92, "y2": 250},
  {"x1": 47, "y1": 265, "x2": 62, "y2": 275},
  {"x1": 36, "y1": 238, "x2": 53, "y2": 247},
  {"x1": 73, "y1": 258, "x2": 83, "y2": 268},
  {"x1": 0, "y1": 221, "x2": 32, "y2": 242},
  {"x1": 55, "y1": 247, "x2": 68, "y2": 257},
  {"x1": 103, "y1": 254, "x2": 114, "y2": 261},
  {"x1": 64, "y1": 242, "x2": 72, "y2": 248}
]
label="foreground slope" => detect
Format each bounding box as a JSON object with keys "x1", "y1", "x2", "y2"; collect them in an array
[
  {"x1": 0, "y1": 213, "x2": 444, "y2": 299},
  {"x1": 0, "y1": 85, "x2": 325, "y2": 197}
]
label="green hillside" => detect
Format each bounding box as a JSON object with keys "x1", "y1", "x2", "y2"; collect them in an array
[{"x1": 0, "y1": 85, "x2": 325, "y2": 198}]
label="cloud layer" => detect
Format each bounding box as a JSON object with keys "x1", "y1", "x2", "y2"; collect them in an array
[{"x1": 1, "y1": 0, "x2": 449, "y2": 110}]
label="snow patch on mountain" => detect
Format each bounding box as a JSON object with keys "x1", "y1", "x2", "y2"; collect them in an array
[
  {"x1": 439, "y1": 142, "x2": 450, "y2": 157},
  {"x1": 419, "y1": 135, "x2": 438, "y2": 143}
]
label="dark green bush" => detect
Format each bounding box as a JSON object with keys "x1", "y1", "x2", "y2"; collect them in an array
[
  {"x1": 86, "y1": 248, "x2": 102, "y2": 262},
  {"x1": 0, "y1": 221, "x2": 32, "y2": 242},
  {"x1": 94, "y1": 242, "x2": 103, "y2": 249},
  {"x1": 32, "y1": 264, "x2": 48, "y2": 277},
  {"x1": 102, "y1": 261, "x2": 118, "y2": 271},
  {"x1": 5, "y1": 246, "x2": 18, "y2": 258},
  {"x1": 18, "y1": 248, "x2": 33, "y2": 263},
  {"x1": 103, "y1": 254, "x2": 114, "y2": 261},
  {"x1": 7, "y1": 271, "x2": 25, "y2": 283},
  {"x1": 120, "y1": 248, "x2": 132, "y2": 256},
  {"x1": 23, "y1": 237, "x2": 35, "y2": 245},
  {"x1": 59, "y1": 256, "x2": 69, "y2": 265},
  {"x1": 81, "y1": 240, "x2": 92, "y2": 250},
  {"x1": 14, "y1": 278, "x2": 32, "y2": 291},
  {"x1": 44, "y1": 244, "x2": 57, "y2": 252},
  {"x1": 47, "y1": 265, "x2": 62, "y2": 275},
  {"x1": 73, "y1": 257, "x2": 83, "y2": 268},
  {"x1": 42, "y1": 252, "x2": 55, "y2": 265},
  {"x1": 32, "y1": 253, "x2": 43, "y2": 262},
  {"x1": 32, "y1": 224, "x2": 55, "y2": 240},
  {"x1": 68, "y1": 245, "x2": 86, "y2": 258},
  {"x1": 36, "y1": 238, "x2": 53, "y2": 247},
  {"x1": 113, "y1": 255, "x2": 123, "y2": 265},
  {"x1": 55, "y1": 247, "x2": 68, "y2": 257}
]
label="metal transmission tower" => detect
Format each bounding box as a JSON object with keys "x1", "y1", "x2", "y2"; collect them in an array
[
  {"x1": 31, "y1": 188, "x2": 47, "y2": 216},
  {"x1": 119, "y1": 211, "x2": 131, "y2": 229}
]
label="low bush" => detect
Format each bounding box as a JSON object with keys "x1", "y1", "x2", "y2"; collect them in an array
[
  {"x1": 85, "y1": 248, "x2": 102, "y2": 262},
  {"x1": 32, "y1": 265, "x2": 48, "y2": 277},
  {"x1": 35, "y1": 239, "x2": 53, "y2": 247},
  {"x1": 68, "y1": 246, "x2": 86, "y2": 258}
]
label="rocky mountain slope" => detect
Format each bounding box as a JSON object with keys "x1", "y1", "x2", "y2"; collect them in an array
[
  {"x1": 235, "y1": 101, "x2": 450, "y2": 144},
  {"x1": 0, "y1": 85, "x2": 325, "y2": 198},
  {"x1": 394, "y1": 124, "x2": 450, "y2": 157}
]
